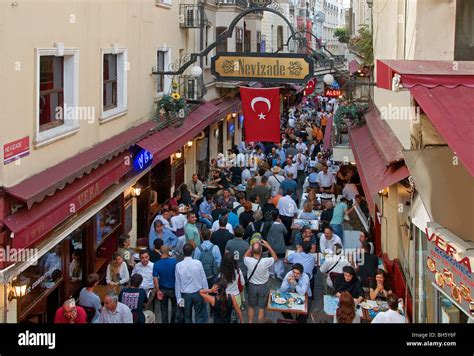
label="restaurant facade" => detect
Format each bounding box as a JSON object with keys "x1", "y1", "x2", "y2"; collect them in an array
[{"x1": 0, "y1": 97, "x2": 242, "y2": 323}]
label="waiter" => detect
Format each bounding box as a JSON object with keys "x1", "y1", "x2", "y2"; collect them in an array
[{"x1": 316, "y1": 163, "x2": 336, "y2": 194}]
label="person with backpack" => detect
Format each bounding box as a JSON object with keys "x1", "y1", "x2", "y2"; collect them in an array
[
  {"x1": 211, "y1": 216, "x2": 235, "y2": 256},
  {"x1": 193, "y1": 228, "x2": 221, "y2": 288},
  {"x1": 244, "y1": 239, "x2": 279, "y2": 323},
  {"x1": 243, "y1": 210, "x2": 270, "y2": 241}
]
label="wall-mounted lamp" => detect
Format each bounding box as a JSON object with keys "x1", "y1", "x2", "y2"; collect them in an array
[
  {"x1": 231, "y1": 112, "x2": 237, "y2": 119},
  {"x1": 130, "y1": 183, "x2": 142, "y2": 197},
  {"x1": 174, "y1": 151, "x2": 182, "y2": 160},
  {"x1": 378, "y1": 188, "x2": 389, "y2": 197},
  {"x1": 186, "y1": 141, "x2": 193, "y2": 148},
  {"x1": 8, "y1": 276, "x2": 28, "y2": 301}
]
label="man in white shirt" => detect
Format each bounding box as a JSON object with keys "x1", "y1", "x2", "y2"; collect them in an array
[
  {"x1": 175, "y1": 243, "x2": 209, "y2": 323},
  {"x1": 277, "y1": 190, "x2": 298, "y2": 246},
  {"x1": 316, "y1": 164, "x2": 336, "y2": 193},
  {"x1": 150, "y1": 209, "x2": 175, "y2": 233},
  {"x1": 294, "y1": 150, "x2": 307, "y2": 188},
  {"x1": 288, "y1": 116, "x2": 295, "y2": 128},
  {"x1": 319, "y1": 243, "x2": 351, "y2": 288},
  {"x1": 295, "y1": 138, "x2": 308, "y2": 154},
  {"x1": 210, "y1": 213, "x2": 234, "y2": 234},
  {"x1": 241, "y1": 167, "x2": 252, "y2": 184},
  {"x1": 267, "y1": 166, "x2": 284, "y2": 197},
  {"x1": 320, "y1": 226, "x2": 343, "y2": 254},
  {"x1": 132, "y1": 250, "x2": 155, "y2": 291},
  {"x1": 189, "y1": 174, "x2": 204, "y2": 204},
  {"x1": 371, "y1": 293, "x2": 405, "y2": 324},
  {"x1": 342, "y1": 183, "x2": 359, "y2": 201},
  {"x1": 283, "y1": 158, "x2": 298, "y2": 180},
  {"x1": 244, "y1": 240, "x2": 278, "y2": 323}
]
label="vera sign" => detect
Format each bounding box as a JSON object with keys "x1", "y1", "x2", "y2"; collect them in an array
[{"x1": 425, "y1": 227, "x2": 472, "y2": 274}]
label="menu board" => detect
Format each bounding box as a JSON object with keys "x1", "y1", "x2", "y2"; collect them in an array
[{"x1": 425, "y1": 223, "x2": 474, "y2": 318}]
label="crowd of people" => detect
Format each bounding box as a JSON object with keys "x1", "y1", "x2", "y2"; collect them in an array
[{"x1": 54, "y1": 95, "x2": 405, "y2": 325}]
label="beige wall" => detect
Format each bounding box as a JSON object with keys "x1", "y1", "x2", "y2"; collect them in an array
[{"x1": 0, "y1": 0, "x2": 184, "y2": 188}]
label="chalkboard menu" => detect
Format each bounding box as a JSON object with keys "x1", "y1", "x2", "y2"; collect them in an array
[{"x1": 124, "y1": 199, "x2": 133, "y2": 234}]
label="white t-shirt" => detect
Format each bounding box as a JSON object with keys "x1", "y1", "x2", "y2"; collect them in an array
[
  {"x1": 210, "y1": 221, "x2": 234, "y2": 234},
  {"x1": 371, "y1": 309, "x2": 405, "y2": 324},
  {"x1": 317, "y1": 171, "x2": 336, "y2": 188},
  {"x1": 342, "y1": 183, "x2": 359, "y2": 201},
  {"x1": 244, "y1": 256, "x2": 275, "y2": 285},
  {"x1": 223, "y1": 269, "x2": 246, "y2": 296},
  {"x1": 241, "y1": 168, "x2": 252, "y2": 184},
  {"x1": 288, "y1": 118, "x2": 295, "y2": 128},
  {"x1": 277, "y1": 195, "x2": 298, "y2": 217},
  {"x1": 319, "y1": 256, "x2": 351, "y2": 288},
  {"x1": 268, "y1": 174, "x2": 284, "y2": 197},
  {"x1": 171, "y1": 214, "x2": 188, "y2": 235},
  {"x1": 284, "y1": 164, "x2": 298, "y2": 179}
]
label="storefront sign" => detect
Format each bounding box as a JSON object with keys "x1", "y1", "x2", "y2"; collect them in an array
[
  {"x1": 3, "y1": 136, "x2": 30, "y2": 164},
  {"x1": 211, "y1": 52, "x2": 314, "y2": 83},
  {"x1": 7, "y1": 152, "x2": 132, "y2": 250},
  {"x1": 324, "y1": 88, "x2": 341, "y2": 97},
  {"x1": 425, "y1": 223, "x2": 474, "y2": 317},
  {"x1": 132, "y1": 149, "x2": 153, "y2": 172}
]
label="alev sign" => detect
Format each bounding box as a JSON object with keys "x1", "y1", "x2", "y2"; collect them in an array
[{"x1": 211, "y1": 52, "x2": 314, "y2": 84}]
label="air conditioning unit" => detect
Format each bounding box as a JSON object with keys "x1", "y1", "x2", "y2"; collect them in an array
[
  {"x1": 186, "y1": 8, "x2": 195, "y2": 28},
  {"x1": 186, "y1": 78, "x2": 199, "y2": 101}
]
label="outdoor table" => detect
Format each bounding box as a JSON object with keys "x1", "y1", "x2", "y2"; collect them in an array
[
  {"x1": 291, "y1": 218, "x2": 319, "y2": 232},
  {"x1": 267, "y1": 290, "x2": 308, "y2": 315},
  {"x1": 203, "y1": 184, "x2": 219, "y2": 196},
  {"x1": 297, "y1": 210, "x2": 322, "y2": 220}
]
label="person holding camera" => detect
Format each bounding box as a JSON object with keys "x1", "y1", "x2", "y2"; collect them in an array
[{"x1": 243, "y1": 239, "x2": 279, "y2": 323}]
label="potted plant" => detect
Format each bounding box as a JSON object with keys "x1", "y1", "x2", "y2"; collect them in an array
[{"x1": 155, "y1": 81, "x2": 189, "y2": 126}]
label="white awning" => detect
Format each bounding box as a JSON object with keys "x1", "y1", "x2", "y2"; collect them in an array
[{"x1": 410, "y1": 194, "x2": 431, "y2": 231}]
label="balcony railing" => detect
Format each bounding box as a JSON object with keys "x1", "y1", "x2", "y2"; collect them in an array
[{"x1": 215, "y1": 0, "x2": 248, "y2": 9}]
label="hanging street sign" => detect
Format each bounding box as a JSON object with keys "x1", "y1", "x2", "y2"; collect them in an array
[{"x1": 211, "y1": 52, "x2": 314, "y2": 84}]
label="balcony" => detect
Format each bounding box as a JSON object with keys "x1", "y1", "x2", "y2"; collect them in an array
[{"x1": 215, "y1": 0, "x2": 248, "y2": 9}]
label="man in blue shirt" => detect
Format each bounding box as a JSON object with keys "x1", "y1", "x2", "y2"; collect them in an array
[
  {"x1": 288, "y1": 241, "x2": 317, "y2": 300},
  {"x1": 279, "y1": 263, "x2": 312, "y2": 323},
  {"x1": 149, "y1": 220, "x2": 178, "y2": 250},
  {"x1": 193, "y1": 229, "x2": 221, "y2": 287},
  {"x1": 153, "y1": 246, "x2": 178, "y2": 323},
  {"x1": 199, "y1": 194, "x2": 214, "y2": 228},
  {"x1": 280, "y1": 173, "x2": 298, "y2": 202}
]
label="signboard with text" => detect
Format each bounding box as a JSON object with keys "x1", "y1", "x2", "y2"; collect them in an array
[
  {"x1": 211, "y1": 52, "x2": 314, "y2": 83},
  {"x1": 3, "y1": 136, "x2": 30, "y2": 164},
  {"x1": 324, "y1": 88, "x2": 342, "y2": 97},
  {"x1": 425, "y1": 223, "x2": 474, "y2": 318}
]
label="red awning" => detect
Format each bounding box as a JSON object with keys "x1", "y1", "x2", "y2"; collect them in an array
[
  {"x1": 364, "y1": 104, "x2": 405, "y2": 165},
  {"x1": 349, "y1": 125, "x2": 410, "y2": 214},
  {"x1": 6, "y1": 121, "x2": 156, "y2": 208},
  {"x1": 137, "y1": 101, "x2": 221, "y2": 162},
  {"x1": 3, "y1": 151, "x2": 132, "y2": 250},
  {"x1": 406, "y1": 84, "x2": 474, "y2": 176},
  {"x1": 375, "y1": 59, "x2": 474, "y2": 176}
]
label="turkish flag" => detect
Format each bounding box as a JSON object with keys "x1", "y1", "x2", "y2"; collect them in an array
[{"x1": 240, "y1": 87, "x2": 280, "y2": 143}]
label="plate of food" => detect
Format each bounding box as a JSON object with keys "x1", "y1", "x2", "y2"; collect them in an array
[
  {"x1": 426, "y1": 257, "x2": 436, "y2": 272},
  {"x1": 360, "y1": 302, "x2": 374, "y2": 310},
  {"x1": 274, "y1": 297, "x2": 287, "y2": 305}
]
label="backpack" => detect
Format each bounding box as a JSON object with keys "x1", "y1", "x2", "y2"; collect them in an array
[
  {"x1": 198, "y1": 244, "x2": 218, "y2": 279},
  {"x1": 232, "y1": 204, "x2": 243, "y2": 215}
]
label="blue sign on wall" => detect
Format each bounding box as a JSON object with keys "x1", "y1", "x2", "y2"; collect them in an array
[{"x1": 133, "y1": 149, "x2": 153, "y2": 172}]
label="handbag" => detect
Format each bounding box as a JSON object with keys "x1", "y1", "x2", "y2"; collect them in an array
[
  {"x1": 246, "y1": 256, "x2": 262, "y2": 285},
  {"x1": 237, "y1": 269, "x2": 244, "y2": 293}
]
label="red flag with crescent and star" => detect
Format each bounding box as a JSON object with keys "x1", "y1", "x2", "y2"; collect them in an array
[{"x1": 240, "y1": 87, "x2": 280, "y2": 143}]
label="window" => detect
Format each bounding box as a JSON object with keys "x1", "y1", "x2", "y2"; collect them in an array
[
  {"x1": 36, "y1": 48, "x2": 79, "y2": 147},
  {"x1": 277, "y1": 26, "x2": 284, "y2": 51},
  {"x1": 157, "y1": 51, "x2": 165, "y2": 93},
  {"x1": 103, "y1": 54, "x2": 117, "y2": 110},
  {"x1": 156, "y1": 48, "x2": 171, "y2": 95},
  {"x1": 216, "y1": 27, "x2": 228, "y2": 52},
  {"x1": 96, "y1": 198, "x2": 121, "y2": 248},
  {"x1": 236, "y1": 27, "x2": 243, "y2": 52},
  {"x1": 244, "y1": 30, "x2": 251, "y2": 52},
  {"x1": 256, "y1": 31, "x2": 262, "y2": 52},
  {"x1": 455, "y1": 0, "x2": 474, "y2": 60},
  {"x1": 101, "y1": 47, "x2": 128, "y2": 121}
]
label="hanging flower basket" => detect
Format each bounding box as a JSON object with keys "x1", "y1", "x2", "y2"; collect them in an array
[
  {"x1": 155, "y1": 91, "x2": 189, "y2": 124},
  {"x1": 334, "y1": 103, "x2": 369, "y2": 132}
]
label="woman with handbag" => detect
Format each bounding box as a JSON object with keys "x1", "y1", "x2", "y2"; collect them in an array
[{"x1": 217, "y1": 252, "x2": 245, "y2": 323}]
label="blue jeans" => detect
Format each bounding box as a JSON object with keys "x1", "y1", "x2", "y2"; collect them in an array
[
  {"x1": 182, "y1": 292, "x2": 207, "y2": 324},
  {"x1": 199, "y1": 217, "x2": 212, "y2": 229},
  {"x1": 330, "y1": 223, "x2": 344, "y2": 244}
]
